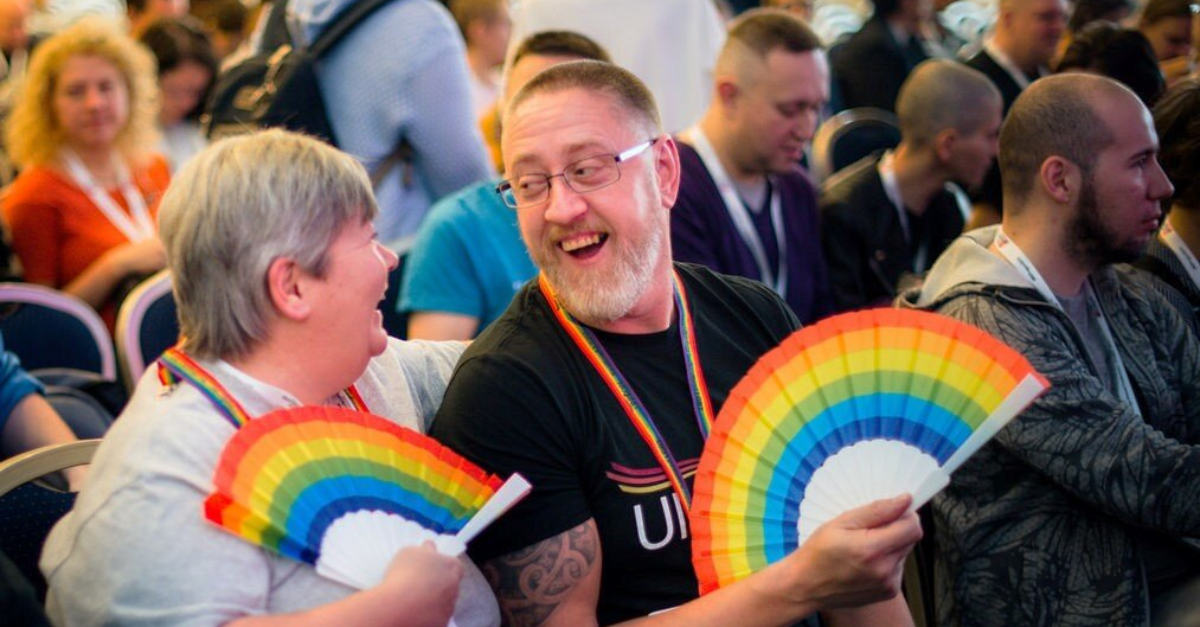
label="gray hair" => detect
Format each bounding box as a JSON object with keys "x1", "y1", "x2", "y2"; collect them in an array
[
  {"x1": 157, "y1": 129, "x2": 378, "y2": 360},
  {"x1": 897, "y1": 59, "x2": 1002, "y2": 148},
  {"x1": 506, "y1": 59, "x2": 663, "y2": 139}
]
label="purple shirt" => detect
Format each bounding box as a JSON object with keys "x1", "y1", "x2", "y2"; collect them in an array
[{"x1": 670, "y1": 140, "x2": 833, "y2": 324}]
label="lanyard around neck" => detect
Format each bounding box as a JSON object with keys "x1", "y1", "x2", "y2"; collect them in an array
[
  {"x1": 157, "y1": 347, "x2": 369, "y2": 428},
  {"x1": 1159, "y1": 217, "x2": 1200, "y2": 293},
  {"x1": 993, "y1": 228, "x2": 1140, "y2": 412},
  {"x1": 61, "y1": 149, "x2": 155, "y2": 243},
  {"x1": 684, "y1": 127, "x2": 788, "y2": 297},
  {"x1": 538, "y1": 271, "x2": 715, "y2": 512},
  {"x1": 878, "y1": 151, "x2": 929, "y2": 273}
]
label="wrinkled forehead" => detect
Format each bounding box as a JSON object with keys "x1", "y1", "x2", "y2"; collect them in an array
[{"x1": 503, "y1": 87, "x2": 645, "y2": 170}]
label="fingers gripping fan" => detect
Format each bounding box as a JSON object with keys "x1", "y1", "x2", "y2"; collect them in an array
[
  {"x1": 205, "y1": 406, "x2": 530, "y2": 590},
  {"x1": 690, "y1": 309, "x2": 1049, "y2": 593}
]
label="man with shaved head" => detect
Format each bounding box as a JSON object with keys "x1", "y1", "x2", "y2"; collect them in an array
[
  {"x1": 819, "y1": 59, "x2": 1000, "y2": 312},
  {"x1": 898, "y1": 74, "x2": 1200, "y2": 626},
  {"x1": 671, "y1": 9, "x2": 832, "y2": 324}
]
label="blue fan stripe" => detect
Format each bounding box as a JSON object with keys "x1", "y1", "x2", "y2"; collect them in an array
[
  {"x1": 281, "y1": 476, "x2": 473, "y2": 557},
  {"x1": 756, "y1": 393, "x2": 971, "y2": 562}
]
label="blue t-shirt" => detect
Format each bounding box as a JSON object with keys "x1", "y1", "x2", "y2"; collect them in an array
[
  {"x1": 0, "y1": 333, "x2": 45, "y2": 433},
  {"x1": 399, "y1": 180, "x2": 537, "y2": 335}
]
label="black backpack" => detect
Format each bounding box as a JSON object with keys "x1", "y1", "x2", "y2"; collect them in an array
[{"x1": 202, "y1": 0, "x2": 398, "y2": 146}]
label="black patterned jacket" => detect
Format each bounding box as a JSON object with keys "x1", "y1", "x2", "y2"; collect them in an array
[{"x1": 897, "y1": 227, "x2": 1200, "y2": 627}]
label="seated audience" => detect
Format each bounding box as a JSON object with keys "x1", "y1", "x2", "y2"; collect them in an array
[
  {"x1": 964, "y1": 0, "x2": 1068, "y2": 228},
  {"x1": 139, "y1": 17, "x2": 217, "y2": 172},
  {"x1": 830, "y1": 0, "x2": 931, "y2": 112},
  {"x1": 898, "y1": 74, "x2": 1200, "y2": 626},
  {"x1": 40, "y1": 129, "x2": 499, "y2": 627},
  {"x1": 400, "y1": 31, "x2": 608, "y2": 341},
  {"x1": 1137, "y1": 0, "x2": 1197, "y2": 85},
  {"x1": 1136, "y1": 78, "x2": 1200, "y2": 319},
  {"x1": 433, "y1": 59, "x2": 921, "y2": 627},
  {"x1": 673, "y1": 9, "x2": 833, "y2": 324},
  {"x1": 1056, "y1": 21, "x2": 1166, "y2": 105},
  {"x1": 2, "y1": 18, "x2": 168, "y2": 329},
  {"x1": 0, "y1": 331, "x2": 85, "y2": 489},
  {"x1": 820, "y1": 59, "x2": 999, "y2": 312}
]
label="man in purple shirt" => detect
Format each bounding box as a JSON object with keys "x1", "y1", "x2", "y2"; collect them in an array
[{"x1": 671, "y1": 9, "x2": 833, "y2": 324}]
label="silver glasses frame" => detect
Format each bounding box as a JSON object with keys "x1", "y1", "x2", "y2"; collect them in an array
[{"x1": 496, "y1": 138, "x2": 660, "y2": 209}]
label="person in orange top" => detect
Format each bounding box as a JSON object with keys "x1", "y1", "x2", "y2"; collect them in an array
[{"x1": 3, "y1": 17, "x2": 168, "y2": 329}]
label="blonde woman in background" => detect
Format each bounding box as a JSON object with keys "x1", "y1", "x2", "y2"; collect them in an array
[{"x1": 3, "y1": 18, "x2": 168, "y2": 329}]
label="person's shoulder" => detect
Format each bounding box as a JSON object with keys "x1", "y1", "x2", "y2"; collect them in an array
[
  {"x1": 677, "y1": 262, "x2": 795, "y2": 317},
  {"x1": 674, "y1": 141, "x2": 716, "y2": 192},
  {"x1": 819, "y1": 155, "x2": 881, "y2": 210},
  {"x1": 421, "y1": 180, "x2": 505, "y2": 232},
  {"x1": 5, "y1": 166, "x2": 70, "y2": 206}
]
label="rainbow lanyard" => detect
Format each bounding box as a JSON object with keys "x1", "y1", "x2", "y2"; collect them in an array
[
  {"x1": 157, "y1": 347, "x2": 368, "y2": 428},
  {"x1": 538, "y1": 271, "x2": 715, "y2": 512}
]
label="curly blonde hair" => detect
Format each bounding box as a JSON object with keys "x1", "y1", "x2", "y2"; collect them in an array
[{"x1": 6, "y1": 18, "x2": 160, "y2": 169}]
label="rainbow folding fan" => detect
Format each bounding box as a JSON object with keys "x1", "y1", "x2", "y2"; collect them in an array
[
  {"x1": 205, "y1": 406, "x2": 530, "y2": 590},
  {"x1": 690, "y1": 308, "x2": 1049, "y2": 594}
]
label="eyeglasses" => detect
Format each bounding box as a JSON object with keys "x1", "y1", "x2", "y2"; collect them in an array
[{"x1": 496, "y1": 138, "x2": 659, "y2": 209}]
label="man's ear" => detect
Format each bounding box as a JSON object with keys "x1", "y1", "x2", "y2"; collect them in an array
[
  {"x1": 1040, "y1": 156, "x2": 1078, "y2": 205},
  {"x1": 933, "y1": 129, "x2": 957, "y2": 164},
  {"x1": 266, "y1": 256, "x2": 312, "y2": 322},
  {"x1": 716, "y1": 78, "x2": 740, "y2": 111},
  {"x1": 655, "y1": 135, "x2": 682, "y2": 210}
]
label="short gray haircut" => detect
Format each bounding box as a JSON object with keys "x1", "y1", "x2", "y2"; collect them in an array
[
  {"x1": 897, "y1": 59, "x2": 1001, "y2": 148},
  {"x1": 999, "y1": 74, "x2": 1124, "y2": 211},
  {"x1": 505, "y1": 59, "x2": 663, "y2": 139},
  {"x1": 157, "y1": 129, "x2": 378, "y2": 361}
]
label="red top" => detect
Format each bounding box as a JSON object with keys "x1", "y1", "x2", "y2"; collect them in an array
[{"x1": 3, "y1": 156, "x2": 171, "y2": 328}]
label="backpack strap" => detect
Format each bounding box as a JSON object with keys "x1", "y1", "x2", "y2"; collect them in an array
[{"x1": 308, "y1": 0, "x2": 400, "y2": 58}]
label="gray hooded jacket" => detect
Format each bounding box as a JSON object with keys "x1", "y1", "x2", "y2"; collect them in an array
[{"x1": 897, "y1": 226, "x2": 1200, "y2": 627}]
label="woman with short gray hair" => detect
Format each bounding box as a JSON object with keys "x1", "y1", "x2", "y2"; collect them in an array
[{"x1": 40, "y1": 129, "x2": 500, "y2": 627}]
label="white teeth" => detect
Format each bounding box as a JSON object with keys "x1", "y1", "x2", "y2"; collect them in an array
[{"x1": 561, "y1": 233, "x2": 602, "y2": 252}]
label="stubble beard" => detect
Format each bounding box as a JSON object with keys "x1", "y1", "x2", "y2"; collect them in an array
[{"x1": 1065, "y1": 175, "x2": 1142, "y2": 268}]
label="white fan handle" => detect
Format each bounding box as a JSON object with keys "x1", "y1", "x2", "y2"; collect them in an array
[
  {"x1": 456, "y1": 473, "x2": 532, "y2": 544},
  {"x1": 940, "y1": 374, "x2": 1046, "y2": 476},
  {"x1": 907, "y1": 469, "x2": 950, "y2": 513}
]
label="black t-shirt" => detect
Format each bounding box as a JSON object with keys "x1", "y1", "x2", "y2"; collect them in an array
[{"x1": 432, "y1": 263, "x2": 799, "y2": 625}]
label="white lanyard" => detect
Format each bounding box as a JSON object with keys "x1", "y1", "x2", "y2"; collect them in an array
[
  {"x1": 983, "y1": 38, "x2": 1042, "y2": 91},
  {"x1": 994, "y1": 228, "x2": 1140, "y2": 412},
  {"x1": 684, "y1": 127, "x2": 788, "y2": 297},
  {"x1": 1158, "y1": 217, "x2": 1200, "y2": 293},
  {"x1": 877, "y1": 151, "x2": 928, "y2": 273},
  {"x1": 61, "y1": 150, "x2": 155, "y2": 243}
]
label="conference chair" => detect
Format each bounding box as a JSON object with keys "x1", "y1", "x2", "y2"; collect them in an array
[
  {"x1": 0, "y1": 440, "x2": 101, "y2": 602},
  {"x1": 115, "y1": 270, "x2": 179, "y2": 391},
  {"x1": 810, "y1": 107, "x2": 902, "y2": 182},
  {"x1": 0, "y1": 283, "x2": 117, "y2": 380}
]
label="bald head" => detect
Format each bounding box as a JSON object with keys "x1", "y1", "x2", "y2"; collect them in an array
[
  {"x1": 999, "y1": 74, "x2": 1135, "y2": 212},
  {"x1": 715, "y1": 8, "x2": 821, "y2": 87},
  {"x1": 897, "y1": 60, "x2": 1001, "y2": 148}
]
